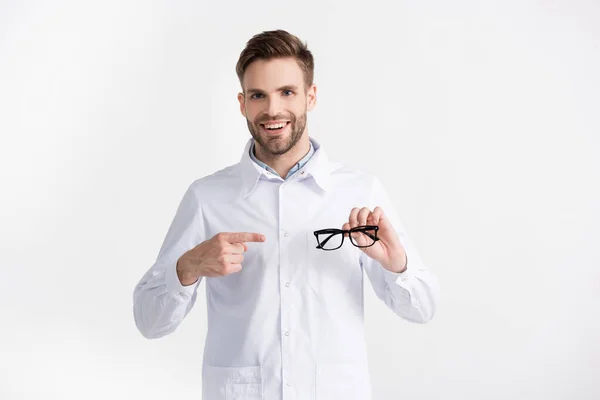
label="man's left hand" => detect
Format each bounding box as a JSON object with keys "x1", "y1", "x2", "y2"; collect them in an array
[{"x1": 343, "y1": 206, "x2": 407, "y2": 273}]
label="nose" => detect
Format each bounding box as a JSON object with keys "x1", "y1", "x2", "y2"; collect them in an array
[{"x1": 265, "y1": 96, "x2": 283, "y2": 118}]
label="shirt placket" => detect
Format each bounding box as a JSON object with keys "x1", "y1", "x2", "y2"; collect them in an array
[{"x1": 279, "y1": 179, "x2": 295, "y2": 399}]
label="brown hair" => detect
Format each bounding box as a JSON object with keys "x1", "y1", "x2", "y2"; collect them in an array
[{"x1": 236, "y1": 30, "x2": 314, "y2": 90}]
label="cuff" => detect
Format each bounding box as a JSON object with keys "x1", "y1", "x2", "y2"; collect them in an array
[
  {"x1": 381, "y1": 263, "x2": 418, "y2": 307},
  {"x1": 381, "y1": 262, "x2": 414, "y2": 287},
  {"x1": 165, "y1": 260, "x2": 199, "y2": 299}
]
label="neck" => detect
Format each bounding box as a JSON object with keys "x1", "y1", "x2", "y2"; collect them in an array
[{"x1": 254, "y1": 134, "x2": 311, "y2": 178}]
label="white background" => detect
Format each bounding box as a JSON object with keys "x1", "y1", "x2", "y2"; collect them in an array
[{"x1": 1, "y1": 0, "x2": 599, "y2": 399}]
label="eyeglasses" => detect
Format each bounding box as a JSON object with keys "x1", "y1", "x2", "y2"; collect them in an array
[{"x1": 313, "y1": 225, "x2": 380, "y2": 251}]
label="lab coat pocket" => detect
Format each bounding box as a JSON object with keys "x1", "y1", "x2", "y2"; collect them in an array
[
  {"x1": 202, "y1": 365, "x2": 263, "y2": 400},
  {"x1": 306, "y1": 231, "x2": 361, "y2": 296},
  {"x1": 315, "y1": 363, "x2": 371, "y2": 400}
]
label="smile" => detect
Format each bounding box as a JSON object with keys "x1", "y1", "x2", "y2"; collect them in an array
[{"x1": 260, "y1": 121, "x2": 290, "y2": 134}]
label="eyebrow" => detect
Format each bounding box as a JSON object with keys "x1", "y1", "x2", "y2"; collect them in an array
[{"x1": 246, "y1": 85, "x2": 299, "y2": 95}]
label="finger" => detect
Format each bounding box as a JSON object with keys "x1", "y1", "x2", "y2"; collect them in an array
[
  {"x1": 371, "y1": 206, "x2": 384, "y2": 225},
  {"x1": 214, "y1": 263, "x2": 242, "y2": 276},
  {"x1": 342, "y1": 222, "x2": 351, "y2": 237},
  {"x1": 224, "y1": 243, "x2": 246, "y2": 254},
  {"x1": 215, "y1": 254, "x2": 244, "y2": 276},
  {"x1": 349, "y1": 207, "x2": 360, "y2": 228},
  {"x1": 218, "y1": 232, "x2": 266, "y2": 243},
  {"x1": 223, "y1": 253, "x2": 244, "y2": 264},
  {"x1": 226, "y1": 264, "x2": 242, "y2": 274},
  {"x1": 357, "y1": 207, "x2": 371, "y2": 226}
]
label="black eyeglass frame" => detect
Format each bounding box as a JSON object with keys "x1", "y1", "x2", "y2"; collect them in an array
[{"x1": 313, "y1": 225, "x2": 380, "y2": 251}]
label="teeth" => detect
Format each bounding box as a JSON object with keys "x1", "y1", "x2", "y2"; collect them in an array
[{"x1": 264, "y1": 122, "x2": 287, "y2": 129}]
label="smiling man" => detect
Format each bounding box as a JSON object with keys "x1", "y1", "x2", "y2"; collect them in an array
[
  {"x1": 239, "y1": 53, "x2": 314, "y2": 178},
  {"x1": 133, "y1": 30, "x2": 439, "y2": 400}
]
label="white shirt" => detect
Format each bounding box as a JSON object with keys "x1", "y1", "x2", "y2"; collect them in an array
[{"x1": 133, "y1": 136, "x2": 439, "y2": 400}]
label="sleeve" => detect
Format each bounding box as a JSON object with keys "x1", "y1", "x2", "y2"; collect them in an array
[
  {"x1": 132, "y1": 183, "x2": 205, "y2": 339},
  {"x1": 361, "y1": 176, "x2": 440, "y2": 323}
]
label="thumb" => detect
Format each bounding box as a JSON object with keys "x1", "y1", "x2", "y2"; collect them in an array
[{"x1": 376, "y1": 212, "x2": 395, "y2": 234}]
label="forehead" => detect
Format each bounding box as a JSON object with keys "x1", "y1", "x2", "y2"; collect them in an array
[{"x1": 243, "y1": 57, "x2": 305, "y2": 91}]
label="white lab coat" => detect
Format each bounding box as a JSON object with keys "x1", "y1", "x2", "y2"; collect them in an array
[{"x1": 133, "y1": 136, "x2": 439, "y2": 399}]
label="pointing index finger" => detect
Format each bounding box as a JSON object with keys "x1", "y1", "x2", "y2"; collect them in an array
[{"x1": 226, "y1": 232, "x2": 266, "y2": 243}]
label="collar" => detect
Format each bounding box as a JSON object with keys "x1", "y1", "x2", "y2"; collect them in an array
[
  {"x1": 238, "y1": 136, "x2": 332, "y2": 198},
  {"x1": 249, "y1": 139, "x2": 315, "y2": 179}
]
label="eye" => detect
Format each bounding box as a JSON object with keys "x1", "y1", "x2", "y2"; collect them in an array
[
  {"x1": 282, "y1": 90, "x2": 294, "y2": 96},
  {"x1": 250, "y1": 93, "x2": 264, "y2": 100}
]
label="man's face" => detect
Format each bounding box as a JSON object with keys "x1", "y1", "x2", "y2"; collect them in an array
[{"x1": 238, "y1": 57, "x2": 316, "y2": 157}]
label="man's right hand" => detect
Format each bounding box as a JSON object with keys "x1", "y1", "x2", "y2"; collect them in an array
[{"x1": 176, "y1": 232, "x2": 266, "y2": 286}]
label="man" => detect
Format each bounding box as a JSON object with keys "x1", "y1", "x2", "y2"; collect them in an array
[{"x1": 133, "y1": 29, "x2": 439, "y2": 400}]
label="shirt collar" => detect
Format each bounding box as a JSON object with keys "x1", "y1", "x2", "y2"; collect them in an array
[
  {"x1": 249, "y1": 140, "x2": 315, "y2": 179},
  {"x1": 238, "y1": 136, "x2": 332, "y2": 198}
]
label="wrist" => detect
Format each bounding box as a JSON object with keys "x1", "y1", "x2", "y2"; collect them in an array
[
  {"x1": 383, "y1": 251, "x2": 408, "y2": 273},
  {"x1": 176, "y1": 258, "x2": 199, "y2": 286}
]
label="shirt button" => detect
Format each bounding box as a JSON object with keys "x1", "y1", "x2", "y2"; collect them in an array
[
  {"x1": 300, "y1": 170, "x2": 305, "y2": 175},
  {"x1": 284, "y1": 331, "x2": 289, "y2": 336},
  {"x1": 285, "y1": 282, "x2": 290, "y2": 287},
  {"x1": 284, "y1": 232, "x2": 289, "y2": 237},
  {"x1": 287, "y1": 382, "x2": 292, "y2": 387}
]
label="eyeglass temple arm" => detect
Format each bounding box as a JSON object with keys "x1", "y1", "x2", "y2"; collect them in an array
[
  {"x1": 348, "y1": 227, "x2": 379, "y2": 242},
  {"x1": 318, "y1": 233, "x2": 339, "y2": 248}
]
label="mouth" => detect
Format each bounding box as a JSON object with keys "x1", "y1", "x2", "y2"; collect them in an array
[{"x1": 260, "y1": 121, "x2": 291, "y2": 135}]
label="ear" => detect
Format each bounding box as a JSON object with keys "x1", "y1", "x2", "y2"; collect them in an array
[
  {"x1": 306, "y1": 84, "x2": 317, "y2": 111},
  {"x1": 237, "y1": 92, "x2": 246, "y2": 117}
]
